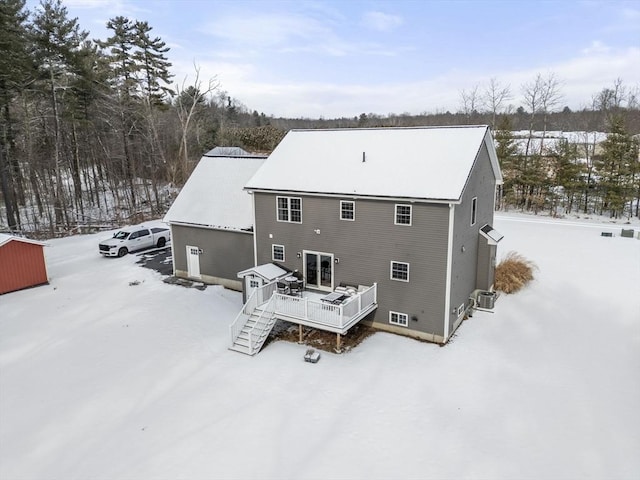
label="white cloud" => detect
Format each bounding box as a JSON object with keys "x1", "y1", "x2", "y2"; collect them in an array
[
  {"x1": 361, "y1": 11, "x2": 403, "y2": 32},
  {"x1": 207, "y1": 45, "x2": 640, "y2": 118},
  {"x1": 581, "y1": 40, "x2": 611, "y2": 55}
]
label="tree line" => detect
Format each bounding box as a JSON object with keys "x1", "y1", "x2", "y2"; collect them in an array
[
  {"x1": 0, "y1": 0, "x2": 284, "y2": 236},
  {"x1": 1, "y1": 0, "x2": 639, "y2": 238}
]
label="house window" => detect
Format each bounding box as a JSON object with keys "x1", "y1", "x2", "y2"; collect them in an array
[
  {"x1": 277, "y1": 196, "x2": 302, "y2": 223},
  {"x1": 395, "y1": 204, "x2": 412, "y2": 225},
  {"x1": 471, "y1": 197, "x2": 477, "y2": 226},
  {"x1": 340, "y1": 201, "x2": 355, "y2": 221},
  {"x1": 249, "y1": 280, "x2": 260, "y2": 288},
  {"x1": 389, "y1": 311, "x2": 409, "y2": 327},
  {"x1": 272, "y1": 244, "x2": 285, "y2": 261},
  {"x1": 390, "y1": 261, "x2": 409, "y2": 282},
  {"x1": 456, "y1": 303, "x2": 465, "y2": 316}
]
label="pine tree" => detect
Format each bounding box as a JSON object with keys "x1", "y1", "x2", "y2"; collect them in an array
[
  {"x1": 31, "y1": 0, "x2": 88, "y2": 231},
  {"x1": 133, "y1": 20, "x2": 173, "y2": 106},
  {"x1": 0, "y1": 0, "x2": 32, "y2": 230},
  {"x1": 597, "y1": 117, "x2": 639, "y2": 218},
  {"x1": 493, "y1": 116, "x2": 518, "y2": 209}
]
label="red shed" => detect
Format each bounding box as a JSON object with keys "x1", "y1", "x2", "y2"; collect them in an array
[{"x1": 0, "y1": 234, "x2": 48, "y2": 295}]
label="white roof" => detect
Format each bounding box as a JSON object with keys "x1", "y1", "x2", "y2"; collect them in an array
[
  {"x1": 245, "y1": 126, "x2": 501, "y2": 202},
  {"x1": 0, "y1": 234, "x2": 47, "y2": 247},
  {"x1": 237, "y1": 263, "x2": 289, "y2": 281},
  {"x1": 163, "y1": 155, "x2": 266, "y2": 230}
]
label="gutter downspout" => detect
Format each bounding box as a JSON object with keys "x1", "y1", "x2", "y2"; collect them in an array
[{"x1": 443, "y1": 203, "x2": 455, "y2": 342}]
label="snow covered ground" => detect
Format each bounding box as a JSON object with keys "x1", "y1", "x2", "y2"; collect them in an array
[{"x1": 1, "y1": 214, "x2": 639, "y2": 480}]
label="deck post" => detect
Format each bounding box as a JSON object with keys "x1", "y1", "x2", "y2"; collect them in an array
[
  {"x1": 298, "y1": 324, "x2": 303, "y2": 343},
  {"x1": 336, "y1": 333, "x2": 342, "y2": 352}
]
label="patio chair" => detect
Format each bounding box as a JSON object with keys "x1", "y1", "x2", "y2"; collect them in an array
[{"x1": 277, "y1": 281, "x2": 290, "y2": 295}]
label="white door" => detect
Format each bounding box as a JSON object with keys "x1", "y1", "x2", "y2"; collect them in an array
[
  {"x1": 186, "y1": 245, "x2": 201, "y2": 278},
  {"x1": 245, "y1": 275, "x2": 263, "y2": 298}
]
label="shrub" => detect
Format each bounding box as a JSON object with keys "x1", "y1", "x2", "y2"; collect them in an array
[{"x1": 494, "y1": 251, "x2": 536, "y2": 294}]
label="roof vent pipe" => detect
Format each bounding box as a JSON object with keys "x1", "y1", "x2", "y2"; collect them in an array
[{"x1": 362, "y1": 151, "x2": 366, "y2": 162}]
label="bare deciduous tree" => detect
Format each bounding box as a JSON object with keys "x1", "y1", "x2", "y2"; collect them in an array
[
  {"x1": 483, "y1": 77, "x2": 511, "y2": 128},
  {"x1": 174, "y1": 65, "x2": 219, "y2": 183}
]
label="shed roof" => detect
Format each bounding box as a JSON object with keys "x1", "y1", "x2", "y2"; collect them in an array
[
  {"x1": 0, "y1": 234, "x2": 47, "y2": 247},
  {"x1": 237, "y1": 263, "x2": 289, "y2": 281},
  {"x1": 163, "y1": 154, "x2": 266, "y2": 231},
  {"x1": 245, "y1": 125, "x2": 502, "y2": 202}
]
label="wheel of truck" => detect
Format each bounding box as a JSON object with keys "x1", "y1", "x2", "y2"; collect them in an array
[
  {"x1": 157, "y1": 237, "x2": 166, "y2": 248},
  {"x1": 118, "y1": 247, "x2": 128, "y2": 257}
]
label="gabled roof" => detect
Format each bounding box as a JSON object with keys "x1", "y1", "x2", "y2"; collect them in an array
[
  {"x1": 163, "y1": 154, "x2": 266, "y2": 231},
  {"x1": 245, "y1": 125, "x2": 502, "y2": 202},
  {"x1": 0, "y1": 234, "x2": 47, "y2": 247},
  {"x1": 237, "y1": 263, "x2": 289, "y2": 281}
]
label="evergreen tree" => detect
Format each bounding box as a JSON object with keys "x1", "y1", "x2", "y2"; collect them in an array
[
  {"x1": 133, "y1": 20, "x2": 173, "y2": 106},
  {"x1": 0, "y1": 0, "x2": 32, "y2": 230},
  {"x1": 493, "y1": 116, "x2": 518, "y2": 209},
  {"x1": 31, "y1": 0, "x2": 88, "y2": 230},
  {"x1": 597, "y1": 117, "x2": 639, "y2": 218}
]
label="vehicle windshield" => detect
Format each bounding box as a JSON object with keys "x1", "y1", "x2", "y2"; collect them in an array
[{"x1": 113, "y1": 231, "x2": 130, "y2": 239}]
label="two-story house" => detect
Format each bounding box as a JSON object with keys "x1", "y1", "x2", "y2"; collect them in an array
[{"x1": 230, "y1": 125, "x2": 503, "y2": 354}]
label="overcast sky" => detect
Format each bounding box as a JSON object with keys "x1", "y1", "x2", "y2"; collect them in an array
[{"x1": 28, "y1": 0, "x2": 640, "y2": 118}]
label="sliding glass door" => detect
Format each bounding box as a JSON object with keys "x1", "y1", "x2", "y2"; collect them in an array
[{"x1": 304, "y1": 251, "x2": 333, "y2": 291}]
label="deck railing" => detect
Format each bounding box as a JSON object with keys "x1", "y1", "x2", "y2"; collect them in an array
[
  {"x1": 229, "y1": 280, "x2": 277, "y2": 344},
  {"x1": 273, "y1": 283, "x2": 377, "y2": 330},
  {"x1": 231, "y1": 282, "x2": 378, "y2": 344}
]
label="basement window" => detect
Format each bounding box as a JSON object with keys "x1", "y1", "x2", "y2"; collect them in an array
[{"x1": 389, "y1": 311, "x2": 409, "y2": 327}]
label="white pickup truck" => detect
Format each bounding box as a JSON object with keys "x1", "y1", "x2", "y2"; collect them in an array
[{"x1": 99, "y1": 225, "x2": 171, "y2": 257}]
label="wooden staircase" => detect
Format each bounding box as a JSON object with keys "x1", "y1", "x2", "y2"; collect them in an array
[{"x1": 229, "y1": 305, "x2": 278, "y2": 355}]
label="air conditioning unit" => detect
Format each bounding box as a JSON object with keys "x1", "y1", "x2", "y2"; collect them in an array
[{"x1": 478, "y1": 291, "x2": 496, "y2": 309}]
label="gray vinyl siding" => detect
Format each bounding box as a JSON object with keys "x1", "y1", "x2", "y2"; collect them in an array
[
  {"x1": 253, "y1": 192, "x2": 450, "y2": 337},
  {"x1": 449, "y1": 143, "x2": 497, "y2": 335},
  {"x1": 171, "y1": 224, "x2": 254, "y2": 284}
]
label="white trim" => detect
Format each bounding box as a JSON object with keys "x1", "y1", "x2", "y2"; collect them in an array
[
  {"x1": 443, "y1": 204, "x2": 455, "y2": 339},
  {"x1": 165, "y1": 220, "x2": 254, "y2": 234},
  {"x1": 471, "y1": 197, "x2": 478, "y2": 226},
  {"x1": 247, "y1": 188, "x2": 462, "y2": 205},
  {"x1": 390, "y1": 261, "x2": 410, "y2": 282},
  {"x1": 169, "y1": 225, "x2": 177, "y2": 276},
  {"x1": 389, "y1": 311, "x2": 409, "y2": 327},
  {"x1": 340, "y1": 200, "x2": 355, "y2": 221},
  {"x1": 276, "y1": 196, "x2": 302, "y2": 223},
  {"x1": 394, "y1": 204, "x2": 412, "y2": 226},
  {"x1": 303, "y1": 250, "x2": 334, "y2": 292},
  {"x1": 251, "y1": 193, "x2": 258, "y2": 267},
  {"x1": 272, "y1": 244, "x2": 285, "y2": 262}
]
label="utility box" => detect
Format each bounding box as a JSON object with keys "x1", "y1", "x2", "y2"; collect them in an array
[
  {"x1": 621, "y1": 229, "x2": 634, "y2": 238},
  {"x1": 478, "y1": 291, "x2": 496, "y2": 309}
]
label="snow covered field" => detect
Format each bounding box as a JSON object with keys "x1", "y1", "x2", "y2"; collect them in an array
[{"x1": 1, "y1": 214, "x2": 639, "y2": 480}]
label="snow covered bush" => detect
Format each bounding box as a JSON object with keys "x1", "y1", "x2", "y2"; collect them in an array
[{"x1": 494, "y1": 251, "x2": 536, "y2": 294}]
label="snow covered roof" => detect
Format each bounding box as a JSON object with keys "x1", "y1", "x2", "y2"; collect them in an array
[
  {"x1": 237, "y1": 263, "x2": 289, "y2": 281},
  {"x1": 0, "y1": 234, "x2": 47, "y2": 247},
  {"x1": 245, "y1": 126, "x2": 501, "y2": 202},
  {"x1": 204, "y1": 146, "x2": 251, "y2": 157},
  {"x1": 163, "y1": 155, "x2": 266, "y2": 231}
]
